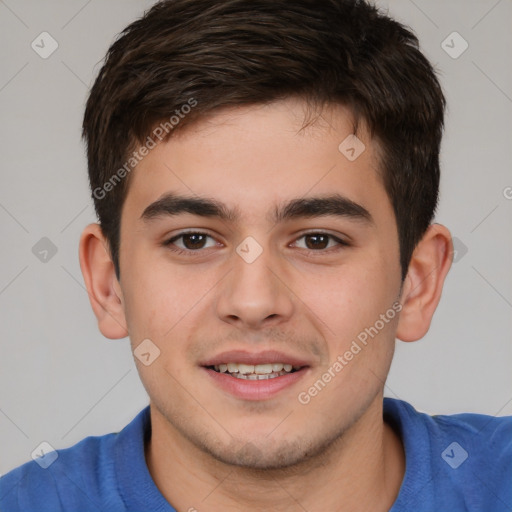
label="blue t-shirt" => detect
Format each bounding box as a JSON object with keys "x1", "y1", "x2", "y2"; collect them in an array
[{"x1": 1, "y1": 398, "x2": 511, "y2": 511}]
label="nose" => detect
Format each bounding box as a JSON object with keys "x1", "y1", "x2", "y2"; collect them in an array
[{"x1": 215, "y1": 243, "x2": 294, "y2": 330}]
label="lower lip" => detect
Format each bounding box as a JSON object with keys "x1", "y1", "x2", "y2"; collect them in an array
[{"x1": 202, "y1": 367, "x2": 309, "y2": 401}]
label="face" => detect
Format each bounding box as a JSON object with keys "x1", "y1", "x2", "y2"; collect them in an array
[{"x1": 117, "y1": 98, "x2": 403, "y2": 469}]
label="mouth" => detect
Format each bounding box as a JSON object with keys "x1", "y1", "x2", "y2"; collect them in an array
[
  {"x1": 200, "y1": 350, "x2": 311, "y2": 400},
  {"x1": 206, "y1": 362, "x2": 304, "y2": 380}
]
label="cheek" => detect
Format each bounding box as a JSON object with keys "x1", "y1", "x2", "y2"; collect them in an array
[
  {"x1": 120, "y1": 256, "x2": 179, "y2": 339},
  {"x1": 122, "y1": 253, "x2": 220, "y2": 343},
  {"x1": 305, "y1": 254, "x2": 400, "y2": 367}
]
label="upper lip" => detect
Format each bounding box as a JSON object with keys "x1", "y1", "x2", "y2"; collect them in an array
[{"x1": 200, "y1": 349, "x2": 311, "y2": 368}]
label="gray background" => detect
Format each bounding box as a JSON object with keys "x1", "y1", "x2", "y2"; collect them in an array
[{"x1": 0, "y1": 0, "x2": 511, "y2": 475}]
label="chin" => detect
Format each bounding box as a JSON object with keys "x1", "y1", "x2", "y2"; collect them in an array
[
  {"x1": 207, "y1": 442, "x2": 306, "y2": 471},
  {"x1": 198, "y1": 431, "x2": 342, "y2": 473}
]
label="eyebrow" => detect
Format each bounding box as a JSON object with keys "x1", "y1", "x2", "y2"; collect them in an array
[{"x1": 140, "y1": 192, "x2": 373, "y2": 225}]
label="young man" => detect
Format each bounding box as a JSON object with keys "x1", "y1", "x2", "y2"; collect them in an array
[{"x1": 1, "y1": 0, "x2": 510, "y2": 510}]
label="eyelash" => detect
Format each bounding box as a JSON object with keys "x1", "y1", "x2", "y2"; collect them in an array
[{"x1": 163, "y1": 230, "x2": 349, "y2": 257}]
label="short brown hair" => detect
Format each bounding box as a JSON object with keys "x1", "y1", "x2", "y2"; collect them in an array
[{"x1": 83, "y1": 0, "x2": 445, "y2": 280}]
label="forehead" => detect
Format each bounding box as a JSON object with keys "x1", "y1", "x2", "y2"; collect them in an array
[{"x1": 122, "y1": 98, "x2": 390, "y2": 226}]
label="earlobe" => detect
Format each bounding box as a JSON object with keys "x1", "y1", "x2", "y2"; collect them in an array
[
  {"x1": 396, "y1": 224, "x2": 452, "y2": 342},
  {"x1": 79, "y1": 223, "x2": 128, "y2": 339}
]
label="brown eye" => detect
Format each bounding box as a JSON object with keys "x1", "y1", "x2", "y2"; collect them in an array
[
  {"x1": 181, "y1": 233, "x2": 208, "y2": 250},
  {"x1": 304, "y1": 234, "x2": 330, "y2": 250},
  {"x1": 165, "y1": 232, "x2": 217, "y2": 253},
  {"x1": 293, "y1": 233, "x2": 347, "y2": 251}
]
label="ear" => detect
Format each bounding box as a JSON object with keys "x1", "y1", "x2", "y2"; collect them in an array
[
  {"x1": 79, "y1": 223, "x2": 128, "y2": 339},
  {"x1": 396, "y1": 223, "x2": 452, "y2": 342}
]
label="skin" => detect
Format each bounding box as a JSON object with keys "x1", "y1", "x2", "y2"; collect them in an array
[{"x1": 79, "y1": 98, "x2": 452, "y2": 511}]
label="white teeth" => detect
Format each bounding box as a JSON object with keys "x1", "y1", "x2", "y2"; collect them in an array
[
  {"x1": 234, "y1": 370, "x2": 290, "y2": 380},
  {"x1": 254, "y1": 363, "x2": 273, "y2": 374},
  {"x1": 227, "y1": 363, "x2": 239, "y2": 373},
  {"x1": 212, "y1": 362, "x2": 298, "y2": 376},
  {"x1": 237, "y1": 363, "x2": 254, "y2": 375}
]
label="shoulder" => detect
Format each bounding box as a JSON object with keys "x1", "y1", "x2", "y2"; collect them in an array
[
  {"x1": 0, "y1": 433, "x2": 117, "y2": 512},
  {"x1": 385, "y1": 398, "x2": 512, "y2": 512},
  {"x1": 385, "y1": 397, "x2": 512, "y2": 459},
  {"x1": 0, "y1": 407, "x2": 150, "y2": 512}
]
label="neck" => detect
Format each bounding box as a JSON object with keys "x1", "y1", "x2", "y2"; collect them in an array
[{"x1": 145, "y1": 394, "x2": 405, "y2": 512}]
